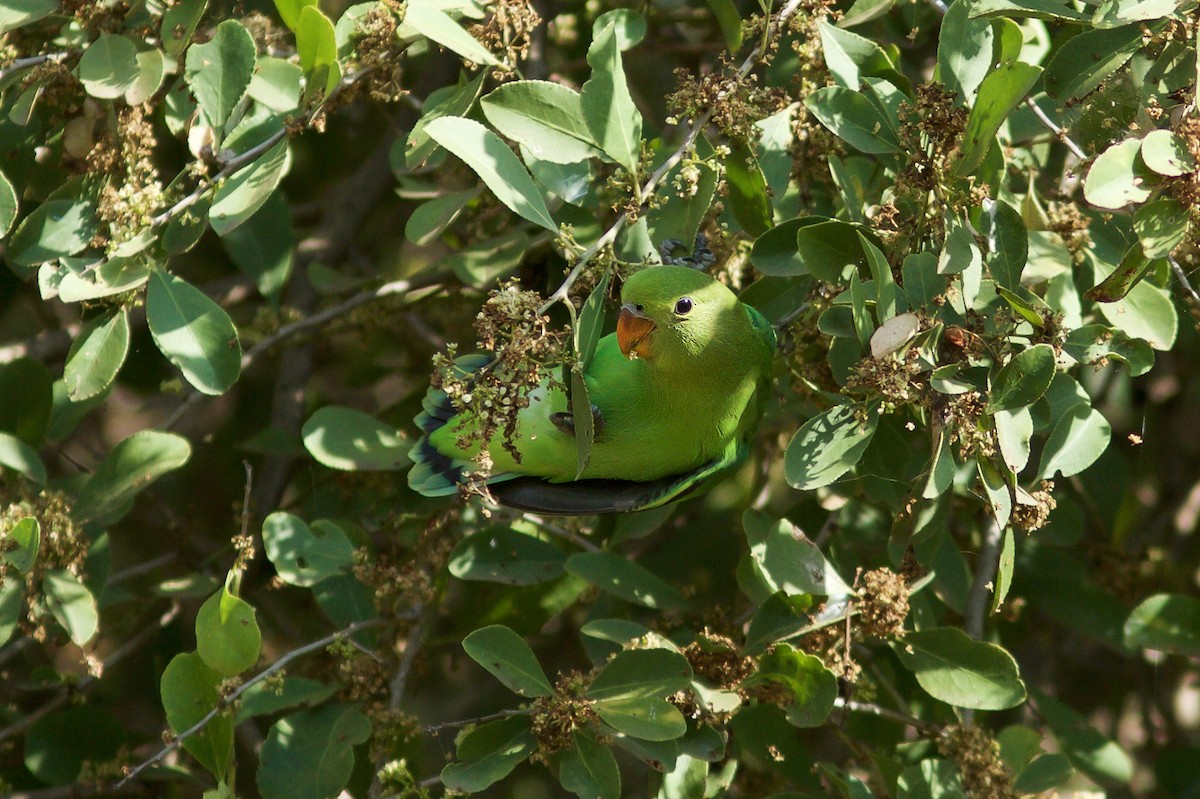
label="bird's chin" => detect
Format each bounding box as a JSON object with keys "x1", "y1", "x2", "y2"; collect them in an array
[{"x1": 618, "y1": 307, "x2": 656, "y2": 359}]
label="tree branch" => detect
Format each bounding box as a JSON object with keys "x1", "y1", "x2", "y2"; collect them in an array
[{"x1": 117, "y1": 618, "x2": 383, "y2": 788}]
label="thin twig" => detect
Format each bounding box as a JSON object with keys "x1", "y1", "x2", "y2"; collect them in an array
[
  {"x1": 117, "y1": 618, "x2": 384, "y2": 788},
  {"x1": 424, "y1": 707, "x2": 532, "y2": 734},
  {"x1": 833, "y1": 698, "x2": 938, "y2": 733},
  {"x1": 0, "y1": 603, "x2": 183, "y2": 746},
  {"x1": 107, "y1": 552, "x2": 178, "y2": 585},
  {"x1": 0, "y1": 52, "x2": 73, "y2": 84},
  {"x1": 538, "y1": 0, "x2": 806, "y2": 312},
  {"x1": 1023, "y1": 97, "x2": 1087, "y2": 161},
  {"x1": 1169, "y1": 255, "x2": 1200, "y2": 315}
]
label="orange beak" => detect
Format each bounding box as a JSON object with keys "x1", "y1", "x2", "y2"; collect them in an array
[{"x1": 617, "y1": 304, "x2": 656, "y2": 359}]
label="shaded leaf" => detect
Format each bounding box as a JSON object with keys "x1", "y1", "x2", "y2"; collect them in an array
[
  {"x1": 463, "y1": 624, "x2": 554, "y2": 698},
  {"x1": 302, "y1": 406, "x2": 409, "y2": 471},
  {"x1": 196, "y1": 584, "x2": 262, "y2": 676},
  {"x1": 565, "y1": 552, "x2": 690, "y2": 611},
  {"x1": 262, "y1": 512, "x2": 354, "y2": 587},
  {"x1": 1124, "y1": 593, "x2": 1200, "y2": 657},
  {"x1": 257, "y1": 704, "x2": 372, "y2": 799},
  {"x1": 893, "y1": 628, "x2": 1027, "y2": 710},
  {"x1": 146, "y1": 270, "x2": 242, "y2": 395},
  {"x1": 784, "y1": 403, "x2": 879, "y2": 490},
  {"x1": 185, "y1": 20, "x2": 256, "y2": 131}
]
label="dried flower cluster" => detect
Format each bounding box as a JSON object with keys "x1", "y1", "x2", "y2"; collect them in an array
[
  {"x1": 432, "y1": 281, "x2": 568, "y2": 464},
  {"x1": 469, "y1": 0, "x2": 540, "y2": 74},
  {"x1": 667, "y1": 63, "x2": 789, "y2": 145},
  {"x1": 938, "y1": 724, "x2": 1018, "y2": 799},
  {"x1": 856, "y1": 568, "x2": 909, "y2": 639},
  {"x1": 530, "y1": 671, "x2": 597, "y2": 761}
]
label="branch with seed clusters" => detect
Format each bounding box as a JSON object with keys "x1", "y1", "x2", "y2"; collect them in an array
[
  {"x1": 117, "y1": 618, "x2": 384, "y2": 788},
  {"x1": 538, "y1": 0, "x2": 806, "y2": 313}
]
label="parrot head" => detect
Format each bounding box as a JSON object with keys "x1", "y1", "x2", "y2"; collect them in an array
[{"x1": 617, "y1": 266, "x2": 742, "y2": 365}]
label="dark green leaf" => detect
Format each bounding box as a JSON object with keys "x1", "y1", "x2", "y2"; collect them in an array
[
  {"x1": 64, "y1": 310, "x2": 129, "y2": 402},
  {"x1": 1014, "y1": 753, "x2": 1075, "y2": 793},
  {"x1": 78, "y1": 33, "x2": 140, "y2": 100},
  {"x1": 4, "y1": 516, "x2": 38, "y2": 572},
  {"x1": 957, "y1": 62, "x2": 1042, "y2": 175},
  {"x1": 221, "y1": 191, "x2": 293, "y2": 301},
  {"x1": 196, "y1": 584, "x2": 262, "y2": 676},
  {"x1": 262, "y1": 512, "x2": 355, "y2": 587},
  {"x1": 257, "y1": 704, "x2": 372, "y2": 799},
  {"x1": 236, "y1": 677, "x2": 338, "y2": 723},
  {"x1": 1124, "y1": 593, "x2": 1200, "y2": 656},
  {"x1": 796, "y1": 220, "x2": 869, "y2": 283},
  {"x1": 968, "y1": 0, "x2": 1090, "y2": 21},
  {"x1": 210, "y1": 140, "x2": 290, "y2": 236},
  {"x1": 581, "y1": 22, "x2": 643, "y2": 172},
  {"x1": 1043, "y1": 25, "x2": 1143, "y2": 102},
  {"x1": 1036, "y1": 691, "x2": 1133, "y2": 784},
  {"x1": 587, "y1": 648, "x2": 693, "y2": 702},
  {"x1": 146, "y1": 270, "x2": 242, "y2": 395},
  {"x1": 449, "y1": 527, "x2": 566, "y2": 585},
  {"x1": 988, "y1": 344, "x2": 1056, "y2": 411},
  {"x1": 1133, "y1": 197, "x2": 1189, "y2": 259},
  {"x1": 441, "y1": 715, "x2": 537, "y2": 792},
  {"x1": 784, "y1": 403, "x2": 879, "y2": 490},
  {"x1": 565, "y1": 552, "x2": 690, "y2": 611},
  {"x1": 463, "y1": 624, "x2": 554, "y2": 698},
  {"x1": 161, "y1": 652, "x2": 234, "y2": 781},
  {"x1": 8, "y1": 190, "x2": 98, "y2": 268},
  {"x1": 0, "y1": 357, "x2": 52, "y2": 445},
  {"x1": 43, "y1": 570, "x2": 98, "y2": 646},
  {"x1": 938, "y1": 0, "x2": 994, "y2": 101},
  {"x1": 743, "y1": 510, "x2": 854, "y2": 599},
  {"x1": 24, "y1": 707, "x2": 122, "y2": 784},
  {"x1": 425, "y1": 116, "x2": 557, "y2": 232},
  {"x1": 0, "y1": 432, "x2": 46, "y2": 484},
  {"x1": 726, "y1": 142, "x2": 773, "y2": 237},
  {"x1": 162, "y1": 0, "x2": 208, "y2": 56},
  {"x1": 593, "y1": 696, "x2": 686, "y2": 741},
  {"x1": 301, "y1": 406, "x2": 408, "y2": 471},
  {"x1": 976, "y1": 200, "x2": 1027, "y2": 289},
  {"x1": 185, "y1": 20, "x2": 256, "y2": 131},
  {"x1": 743, "y1": 644, "x2": 838, "y2": 727},
  {"x1": 892, "y1": 627, "x2": 1027, "y2": 710},
  {"x1": 561, "y1": 733, "x2": 621, "y2": 799},
  {"x1": 805, "y1": 87, "x2": 900, "y2": 154},
  {"x1": 75, "y1": 430, "x2": 192, "y2": 524},
  {"x1": 744, "y1": 592, "x2": 813, "y2": 656},
  {"x1": 1063, "y1": 324, "x2": 1154, "y2": 377}
]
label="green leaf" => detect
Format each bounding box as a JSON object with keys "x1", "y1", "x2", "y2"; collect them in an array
[
  {"x1": 257, "y1": 704, "x2": 372, "y2": 799},
  {"x1": 796, "y1": 220, "x2": 870, "y2": 283},
  {"x1": 743, "y1": 592, "x2": 812, "y2": 656},
  {"x1": 146, "y1": 270, "x2": 242, "y2": 395},
  {"x1": 957, "y1": 61, "x2": 1041, "y2": 175},
  {"x1": 743, "y1": 510, "x2": 854, "y2": 599},
  {"x1": 463, "y1": 624, "x2": 554, "y2": 698},
  {"x1": 784, "y1": 403, "x2": 879, "y2": 490},
  {"x1": 162, "y1": 0, "x2": 209, "y2": 56},
  {"x1": 923, "y1": 428, "x2": 956, "y2": 498},
  {"x1": 1141, "y1": 129, "x2": 1196, "y2": 177},
  {"x1": 0, "y1": 580, "x2": 21, "y2": 646},
  {"x1": 262, "y1": 512, "x2": 355, "y2": 587},
  {"x1": 441, "y1": 715, "x2": 537, "y2": 792},
  {"x1": 1014, "y1": 753, "x2": 1075, "y2": 793},
  {"x1": 210, "y1": 139, "x2": 291, "y2": 235},
  {"x1": 1036, "y1": 691, "x2": 1133, "y2": 784},
  {"x1": 893, "y1": 628, "x2": 1027, "y2": 710},
  {"x1": 593, "y1": 696, "x2": 686, "y2": 741},
  {"x1": 221, "y1": 191, "x2": 293, "y2": 301},
  {"x1": 4, "y1": 517, "x2": 39, "y2": 572},
  {"x1": 1092, "y1": 0, "x2": 1177, "y2": 25},
  {"x1": 751, "y1": 218, "x2": 814, "y2": 276},
  {"x1": 125, "y1": 47, "x2": 165, "y2": 105},
  {"x1": 196, "y1": 584, "x2": 262, "y2": 676},
  {"x1": 301, "y1": 406, "x2": 409, "y2": 471},
  {"x1": 938, "y1": 0, "x2": 994, "y2": 102},
  {"x1": 1043, "y1": 25, "x2": 1143, "y2": 102},
  {"x1": 77, "y1": 33, "x2": 140, "y2": 100},
  {"x1": 743, "y1": 644, "x2": 838, "y2": 727},
  {"x1": 902, "y1": 252, "x2": 944, "y2": 308},
  {"x1": 405, "y1": 188, "x2": 478, "y2": 245},
  {"x1": 296, "y1": 5, "x2": 340, "y2": 98},
  {"x1": 449, "y1": 527, "x2": 566, "y2": 586},
  {"x1": 561, "y1": 733, "x2": 621, "y2": 799},
  {"x1": 185, "y1": 20, "x2": 257, "y2": 132},
  {"x1": 988, "y1": 344, "x2": 1056, "y2": 411},
  {"x1": 1134, "y1": 197, "x2": 1189, "y2": 259},
  {"x1": 587, "y1": 648, "x2": 693, "y2": 702},
  {"x1": 705, "y1": 0, "x2": 742, "y2": 49},
  {"x1": 968, "y1": 0, "x2": 1090, "y2": 21},
  {"x1": 0, "y1": 0, "x2": 56, "y2": 34},
  {"x1": 405, "y1": 2, "x2": 501, "y2": 66},
  {"x1": 1087, "y1": 243, "x2": 1152, "y2": 303},
  {"x1": 994, "y1": 406, "x2": 1033, "y2": 473},
  {"x1": 0, "y1": 168, "x2": 16, "y2": 239},
  {"x1": 976, "y1": 200, "x2": 1026, "y2": 290},
  {"x1": 235, "y1": 677, "x2": 338, "y2": 723},
  {"x1": 1037, "y1": 401, "x2": 1111, "y2": 480},
  {"x1": 1063, "y1": 324, "x2": 1154, "y2": 377},
  {"x1": 404, "y1": 72, "x2": 488, "y2": 167},
  {"x1": 805, "y1": 87, "x2": 900, "y2": 154},
  {"x1": 726, "y1": 142, "x2": 773, "y2": 237},
  {"x1": 581, "y1": 21, "x2": 643, "y2": 172},
  {"x1": 0, "y1": 357, "x2": 50, "y2": 446},
  {"x1": 818, "y1": 19, "x2": 897, "y2": 90},
  {"x1": 64, "y1": 310, "x2": 130, "y2": 402},
  {"x1": 24, "y1": 707, "x2": 123, "y2": 784},
  {"x1": 565, "y1": 552, "x2": 690, "y2": 611},
  {"x1": 481, "y1": 81, "x2": 601, "y2": 164},
  {"x1": 591, "y1": 9, "x2": 646, "y2": 49},
  {"x1": 0, "y1": 432, "x2": 46, "y2": 484},
  {"x1": 425, "y1": 116, "x2": 558, "y2": 232},
  {"x1": 273, "y1": 0, "x2": 317, "y2": 30},
  {"x1": 161, "y1": 652, "x2": 233, "y2": 780},
  {"x1": 75, "y1": 430, "x2": 192, "y2": 524},
  {"x1": 43, "y1": 569, "x2": 98, "y2": 646},
  {"x1": 1084, "y1": 138, "x2": 1156, "y2": 210},
  {"x1": 1096, "y1": 268, "x2": 1177, "y2": 350},
  {"x1": 1124, "y1": 593, "x2": 1200, "y2": 657},
  {"x1": 8, "y1": 190, "x2": 98, "y2": 267}
]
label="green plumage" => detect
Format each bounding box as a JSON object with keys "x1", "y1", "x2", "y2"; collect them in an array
[{"x1": 408, "y1": 266, "x2": 776, "y2": 513}]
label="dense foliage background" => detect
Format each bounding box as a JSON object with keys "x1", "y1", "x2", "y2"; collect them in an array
[{"x1": 0, "y1": 0, "x2": 1199, "y2": 797}]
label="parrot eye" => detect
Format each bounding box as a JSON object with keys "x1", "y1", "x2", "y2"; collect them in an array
[{"x1": 674, "y1": 297, "x2": 694, "y2": 315}]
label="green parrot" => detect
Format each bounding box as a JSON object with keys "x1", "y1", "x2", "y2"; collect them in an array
[{"x1": 408, "y1": 265, "x2": 777, "y2": 514}]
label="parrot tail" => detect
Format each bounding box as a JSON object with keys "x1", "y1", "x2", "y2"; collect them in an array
[{"x1": 407, "y1": 354, "x2": 489, "y2": 497}]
